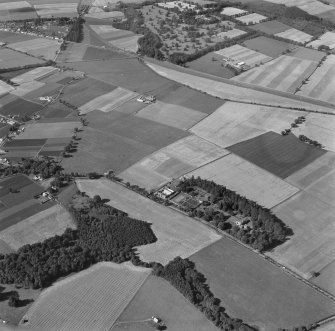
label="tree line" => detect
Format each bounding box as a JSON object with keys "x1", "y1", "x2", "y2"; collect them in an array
[{"x1": 65, "y1": 17, "x2": 84, "y2": 43}]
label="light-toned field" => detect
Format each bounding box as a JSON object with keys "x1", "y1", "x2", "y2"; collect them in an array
[
  {"x1": 109, "y1": 35, "x2": 142, "y2": 53},
  {"x1": 298, "y1": 1, "x2": 333, "y2": 14},
  {"x1": 216, "y1": 28, "x2": 247, "y2": 40},
  {"x1": 187, "y1": 153, "x2": 299, "y2": 209},
  {"x1": 9, "y1": 38, "x2": 60, "y2": 52},
  {"x1": 220, "y1": 7, "x2": 247, "y2": 16},
  {"x1": 275, "y1": 28, "x2": 313, "y2": 44},
  {"x1": 307, "y1": 31, "x2": 335, "y2": 50},
  {"x1": 0, "y1": 48, "x2": 45, "y2": 69},
  {"x1": 190, "y1": 101, "x2": 307, "y2": 147},
  {"x1": 22, "y1": 262, "x2": 150, "y2": 330},
  {"x1": 0, "y1": 79, "x2": 14, "y2": 95},
  {"x1": 89, "y1": 25, "x2": 132, "y2": 40},
  {"x1": 86, "y1": 11, "x2": 125, "y2": 20},
  {"x1": 15, "y1": 121, "x2": 81, "y2": 139},
  {"x1": 33, "y1": 3, "x2": 78, "y2": 17},
  {"x1": 236, "y1": 13, "x2": 267, "y2": 24},
  {"x1": 119, "y1": 135, "x2": 229, "y2": 189},
  {"x1": 0, "y1": 204, "x2": 74, "y2": 251},
  {"x1": 262, "y1": 0, "x2": 315, "y2": 6},
  {"x1": 56, "y1": 43, "x2": 87, "y2": 62},
  {"x1": 135, "y1": 100, "x2": 207, "y2": 130},
  {"x1": 146, "y1": 62, "x2": 335, "y2": 113},
  {"x1": 0, "y1": 1, "x2": 32, "y2": 10},
  {"x1": 12, "y1": 66, "x2": 59, "y2": 84},
  {"x1": 233, "y1": 55, "x2": 317, "y2": 93},
  {"x1": 11, "y1": 80, "x2": 45, "y2": 97},
  {"x1": 215, "y1": 44, "x2": 272, "y2": 67},
  {"x1": 297, "y1": 55, "x2": 335, "y2": 104},
  {"x1": 79, "y1": 87, "x2": 138, "y2": 114},
  {"x1": 76, "y1": 179, "x2": 221, "y2": 264}
]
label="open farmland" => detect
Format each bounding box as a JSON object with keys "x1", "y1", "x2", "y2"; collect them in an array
[
  {"x1": 0, "y1": 48, "x2": 45, "y2": 69},
  {"x1": 22, "y1": 263, "x2": 150, "y2": 330},
  {"x1": 76, "y1": 179, "x2": 221, "y2": 264},
  {"x1": 250, "y1": 20, "x2": 292, "y2": 34},
  {"x1": 297, "y1": 55, "x2": 335, "y2": 104},
  {"x1": 307, "y1": 31, "x2": 335, "y2": 50},
  {"x1": 0, "y1": 97, "x2": 43, "y2": 117},
  {"x1": 11, "y1": 81, "x2": 45, "y2": 97},
  {"x1": 287, "y1": 47, "x2": 324, "y2": 62},
  {"x1": 89, "y1": 25, "x2": 134, "y2": 40},
  {"x1": 298, "y1": 1, "x2": 334, "y2": 15},
  {"x1": 120, "y1": 135, "x2": 229, "y2": 190},
  {"x1": 236, "y1": 13, "x2": 267, "y2": 24},
  {"x1": 0, "y1": 79, "x2": 13, "y2": 96},
  {"x1": 227, "y1": 131, "x2": 326, "y2": 178},
  {"x1": 190, "y1": 238, "x2": 335, "y2": 331},
  {"x1": 86, "y1": 10, "x2": 125, "y2": 20},
  {"x1": 109, "y1": 35, "x2": 142, "y2": 53},
  {"x1": 233, "y1": 55, "x2": 318, "y2": 93},
  {"x1": 216, "y1": 28, "x2": 247, "y2": 40},
  {"x1": 275, "y1": 28, "x2": 313, "y2": 44},
  {"x1": 56, "y1": 43, "x2": 88, "y2": 63},
  {"x1": 0, "y1": 30, "x2": 38, "y2": 44},
  {"x1": 0, "y1": 1, "x2": 37, "y2": 21},
  {"x1": 12, "y1": 66, "x2": 59, "y2": 84},
  {"x1": 187, "y1": 153, "x2": 299, "y2": 209},
  {"x1": 113, "y1": 275, "x2": 218, "y2": 331},
  {"x1": 33, "y1": 3, "x2": 78, "y2": 18}
]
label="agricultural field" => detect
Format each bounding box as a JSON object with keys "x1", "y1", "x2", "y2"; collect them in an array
[
  {"x1": 287, "y1": 47, "x2": 324, "y2": 62},
  {"x1": 22, "y1": 263, "x2": 150, "y2": 330},
  {"x1": 297, "y1": 1, "x2": 334, "y2": 15},
  {"x1": 113, "y1": 275, "x2": 218, "y2": 331},
  {"x1": 250, "y1": 20, "x2": 291, "y2": 34},
  {"x1": 236, "y1": 13, "x2": 267, "y2": 24},
  {"x1": 191, "y1": 238, "x2": 335, "y2": 331},
  {"x1": 307, "y1": 31, "x2": 335, "y2": 50},
  {"x1": 275, "y1": 28, "x2": 313, "y2": 44},
  {"x1": 0, "y1": 30, "x2": 38, "y2": 44},
  {"x1": 187, "y1": 153, "x2": 299, "y2": 209},
  {"x1": 76, "y1": 179, "x2": 221, "y2": 264},
  {"x1": 56, "y1": 43, "x2": 88, "y2": 63},
  {"x1": 220, "y1": 6, "x2": 247, "y2": 16},
  {"x1": 12, "y1": 66, "x2": 59, "y2": 84},
  {"x1": 0, "y1": 79, "x2": 13, "y2": 96},
  {"x1": 82, "y1": 45, "x2": 129, "y2": 61},
  {"x1": 0, "y1": 48, "x2": 45, "y2": 69},
  {"x1": 11, "y1": 81, "x2": 45, "y2": 97},
  {"x1": 297, "y1": 54, "x2": 335, "y2": 104},
  {"x1": 243, "y1": 36, "x2": 297, "y2": 57},
  {"x1": 109, "y1": 35, "x2": 142, "y2": 53},
  {"x1": 119, "y1": 135, "x2": 229, "y2": 190},
  {"x1": 0, "y1": 1, "x2": 38, "y2": 21},
  {"x1": 227, "y1": 131, "x2": 326, "y2": 178},
  {"x1": 216, "y1": 28, "x2": 247, "y2": 40},
  {"x1": 0, "y1": 97, "x2": 43, "y2": 117},
  {"x1": 233, "y1": 55, "x2": 318, "y2": 93},
  {"x1": 33, "y1": 3, "x2": 78, "y2": 18},
  {"x1": 215, "y1": 44, "x2": 273, "y2": 67},
  {"x1": 86, "y1": 10, "x2": 125, "y2": 21}
]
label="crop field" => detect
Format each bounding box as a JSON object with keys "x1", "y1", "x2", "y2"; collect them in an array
[
  {"x1": 109, "y1": 35, "x2": 142, "y2": 53},
  {"x1": 77, "y1": 179, "x2": 221, "y2": 264},
  {"x1": 0, "y1": 48, "x2": 45, "y2": 69},
  {"x1": 0, "y1": 79, "x2": 13, "y2": 96},
  {"x1": 22, "y1": 263, "x2": 150, "y2": 330},
  {"x1": 86, "y1": 11, "x2": 125, "y2": 20},
  {"x1": 89, "y1": 25, "x2": 133, "y2": 40},
  {"x1": 33, "y1": 3, "x2": 78, "y2": 18},
  {"x1": 227, "y1": 131, "x2": 326, "y2": 178},
  {"x1": 0, "y1": 1, "x2": 37, "y2": 21},
  {"x1": 216, "y1": 28, "x2": 247, "y2": 40},
  {"x1": 190, "y1": 238, "x2": 335, "y2": 331},
  {"x1": 135, "y1": 101, "x2": 207, "y2": 130},
  {"x1": 215, "y1": 44, "x2": 272, "y2": 67},
  {"x1": 288, "y1": 47, "x2": 324, "y2": 62},
  {"x1": 0, "y1": 97, "x2": 43, "y2": 117},
  {"x1": 236, "y1": 13, "x2": 267, "y2": 24},
  {"x1": 82, "y1": 46, "x2": 129, "y2": 61},
  {"x1": 0, "y1": 30, "x2": 38, "y2": 44},
  {"x1": 297, "y1": 55, "x2": 335, "y2": 104},
  {"x1": 243, "y1": 36, "x2": 297, "y2": 57},
  {"x1": 78, "y1": 87, "x2": 137, "y2": 115},
  {"x1": 8, "y1": 37, "x2": 60, "y2": 54},
  {"x1": 250, "y1": 20, "x2": 291, "y2": 34},
  {"x1": 275, "y1": 28, "x2": 313, "y2": 44},
  {"x1": 188, "y1": 153, "x2": 299, "y2": 209},
  {"x1": 57, "y1": 43, "x2": 87, "y2": 63},
  {"x1": 233, "y1": 55, "x2": 318, "y2": 93},
  {"x1": 11, "y1": 81, "x2": 45, "y2": 97},
  {"x1": 120, "y1": 135, "x2": 229, "y2": 189},
  {"x1": 12, "y1": 66, "x2": 59, "y2": 84},
  {"x1": 298, "y1": 1, "x2": 333, "y2": 15},
  {"x1": 23, "y1": 82, "x2": 61, "y2": 104},
  {"x1": 113, "y1": 275, "x2": 218, "y2": 331},
  {"x1": 0, "y1": 204, "x2": 74, "y2": 251},
  {"x1": 307, "y1": 31, "x2": 335, "y2": 50}
]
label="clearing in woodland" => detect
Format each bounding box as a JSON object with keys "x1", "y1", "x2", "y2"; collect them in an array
[{"x1": 76, "y1": 179, "x2": 221, "y2": 265}]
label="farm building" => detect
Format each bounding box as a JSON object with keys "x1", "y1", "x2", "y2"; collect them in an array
[{"x1": 220, "y1": 7, "x2": 248, "y2": 17}]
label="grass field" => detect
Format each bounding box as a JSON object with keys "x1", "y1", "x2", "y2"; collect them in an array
[
  {"x1": 250, "y1": 20, "x2": 292, "y2": 34},
  {"x1": 243, "y1": 36, "x2": 297, "y2": 57},
  {"x1": 82, "y1": 46, "x2": 129, "y2": 61},
  {"x1": 0, "y1": 48, "x2": 45, "y2": 69},
  {"x1": 0, "y1": 30, "x2": 38, "y2": 44},
  {"x1": 86, "y1": 10, "x2": 125, "y2": 20},
  {"x1": 233, "y1": 55, "x2": 318, "y2": 93},
  {"x1": 307, "y1": 31, "x2": 335, "y2": 50},
  {"x1": 275, "y1": 28, "x2": 313, "y2": 44},
  {"x1": 188, "y1": 153, "x2": 299, "y2": 209},
  {"x1": 89, "y1": 25, "x2": 133, "y2": 40},
  {"x1": 191, "y1": 238, "x2": 335, "y2": 331},
  {"x1": 22, "y1": 262, "x2": 150, "y2": 330},
  {"x1": 120, "y1": 135, "x2": 229, "y2": 190},
  {"x1": 227, "y1": 131, "x2": 326, "y2": 178},
  {"x1": 77, "y1": 179, "x2": 221, "y2": 264},
  {"x1": 297, "y1": 55, "x2": 335, "y2": 104},
  {"x1": 113, "y1": 275, "x2": 218, "y2": 331}
]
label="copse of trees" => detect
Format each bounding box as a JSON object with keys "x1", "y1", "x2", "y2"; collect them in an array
[{"x1": 138, "y1": 31, "x2": 164, "y2": 59}]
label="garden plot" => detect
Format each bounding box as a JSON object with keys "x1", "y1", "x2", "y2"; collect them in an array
[
  {"x1": 22, "y1": 263, "x2": 150, "y2": 330},
  {"x1": 190, "y1": 101, "x2": 308, "y2": 147},
  {"x1": 216, "y1": 28, "x2": 247, "y2": 40},
  {"x1": 298, "y1": 1, "x2": 333, "y2": 14},
  {"x1": 215, "y1": 45, "x2": 272, "y2": 67},
  {"x1": 275, "y1": 28, "x2": 313, "y2": 44},
  {"x1": 307, "y1": 32, "x2": 335, "y2": 50},
  {"x1": 109, "y1": 35, "x2": 142, "y2": 53},
  {"x1": 187, "y1": 154, "x2": 299, "y2": 209},
  {"x1": 77, "y1": 179, "x2": 221, "y2": 264},
  {"x1": 12, "y1": 66, "x2": 59, "y2": 84},
  {"x1": 233, "y1": 55, "x2": 318, "y2": 93},
  {"x1": 135, "y1": 101, "x2": 207, "y2": 130},
  {"x1": 0, "y1": 48, "x2": 45, "y2": 69},
  {"x1": 236, "y1": 13, "x2": 267, "y2": 25},
  {"x1": 79, "y1": 87, "x2": 138, "y2": 115},
  {"x1": 297, "y1": 55, "x2": 335, "y2": 104},
  {"x1": 33, "y1": 3, "x2": 78, "y2": 18},
  {"x1": 120, "y1": 135, "x2": 229, "y2": 190}
]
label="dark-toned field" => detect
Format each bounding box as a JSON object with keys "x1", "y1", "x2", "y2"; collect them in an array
[
  {"x1": 190, "y1": 238, "x2": 335, "y2": 331},
  {"x1": 250, "y1": 20, "x2": 291, "y2": 35},
  {"x1": 288, "y1": 47, "x2": 325, "y2": 62},
  {"x1": 0, "y1": 97, "x2": 43, "y2": 117},
  {"x1": 227, "y1": 131, "x2": 326, "y2": 178},
  {"x1": 82, "y1": 46, "x2": 130, "y2": 61}
]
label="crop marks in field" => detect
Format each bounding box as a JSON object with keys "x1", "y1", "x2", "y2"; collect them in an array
[{"x1": 275, "y1": 28, "x2": 313, "y2": 44}]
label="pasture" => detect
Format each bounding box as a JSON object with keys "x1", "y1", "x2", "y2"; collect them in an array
[
  {"x1": 233, "y1": 55, "x2": 318, "y2": 93},
  {"x1": 120, "y1": 135, "x2": 229, "y2": 190},
  {"x1": 187, "y1": 153, "x2": 299, "y2": 209},
  {"x1": 33, "y1": 3, "x2": 78, "y2": 18},
  {"x1": 0, "y1": 48, "x2": 45, "y2": 69},
  {"x1": 12, "y1": 66, "x2": 59, "y2": 84},
  {"x1": 113, "y1": 275, "x2": 218, "y2": 331},
  {"x1": 250, "y1": 20, "x2": 291, "y2": 34},
  {"x1": 109, "y1": 35, "x2": 141, "y2": 53},
  {"x1": 307, "y1": 31, "x2": 335, "y2": 50},
  {"x1": 236, "y1": 13, "x2": 267, "y2": 24},
  {"x1": 76, "y1": 179, "x2": 221, "y2": 264},
  {"x1": 22, "y1": 263, "x2": 150, "y2": 330},
  {"x1": 191, "y1": 238, "x2": 335, "y2": 331},
  {"x1": 275, "y1": 28, "x2": 313, "y2": 44}
]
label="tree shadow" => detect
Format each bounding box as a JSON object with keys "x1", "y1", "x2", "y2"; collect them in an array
[
  {"x1": 17, "y1": 299, "x2": 34, "y2": 308},
  {"x1": 0, "y1": 290, "x2": 18, "y2": 302}
]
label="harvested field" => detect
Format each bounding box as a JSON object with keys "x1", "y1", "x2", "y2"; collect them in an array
[
  {"x1": 216, "y1": 28, "x2": 247, "y2": 40},
  {"x1": 22, "y1": 263, "x2": 150, "y2": 330},
  {"x1": 109, "y1": 35, "x2": 142, "y2": 53},
  {"x1": 243, "y1": 36, "x2": 297, "y2": 57},
  {"x1": 236, "y1": 13, "x2": 267, "y2": 24},
  {"x1": 307, "y1": 31, "x2": 335, "y2": 50},
  {"x1": 298, "y1": 1, "x2": 333, "y2": 14},
  {"x1": 11, "y1": 81, "x2": 45, "y2": 97},
  {"x1": 0, "y1": 204, "x2": 74, "y2": 251},
  {"x1": 77, "y1": 179, "x2": 221, "y2": 264},
  {"x1": 0, "y1": 79, "x2": 13, "y2": 96},
  {"x1": 33, "y1": 3, "x2": 78, "y2": 18},
  {"x1": 250, "y1": 20, "x2": 291, "y2": 34},
  {"x1": 0, "y1": 97, "x2": 43, "y2": 117},
  {"x1": 233, "y1": 55, "x2": 318, "y2": 93},
  {"x1": 120, "y1": 135, "x2": 229, "y2": 190},
  {"x1": 89, "y1": 25, "x2": 133, "y2": 40},
  {"x1": 12, "y1": 66, "x2": 59, "y2": 84},
  {"x1": 288, "y1": 47, "x2": 325, "y2": 62},
  {"x1": 135, "y1": 101, "x2": 207, "y2": 130},
  {"x1": 215, "y1": 44, "x2": 272, "y2": 67},
  {"x1": 0, "y1": 48, "x2": 45, "y2": 69},
  {"x1": 297, "y1": 55, "x2": 335, "y2": 104},
  {"x1": 275, "y1": 28, "x2": 313, "y2": 43},
  {"x1": 188, "y1": 153, "x2": 299, "y2": 209},
  {"x1": 79, "y1": 87, "x2": 137, "y2": 115},
  {"x1": 8, "y1": 38, "x2": 60, "y2": 53},
  {"x1": 227, "y1": 131, "x2": 326, "y2": 178},
  {"x1": 113, "y1": 275, "x2": 218, "y2": 331},
  {"x1": 191, "y1": 238, "x2": 335, "y2": 331}
]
